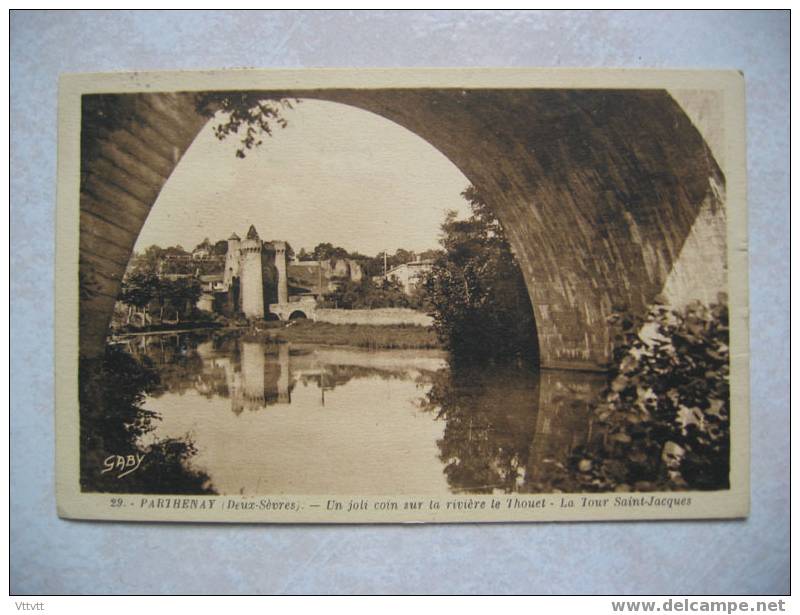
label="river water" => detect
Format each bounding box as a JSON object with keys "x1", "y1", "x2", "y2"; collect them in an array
[{"x1": 121, "y1": 331, "x2": 606, "y2": 495}]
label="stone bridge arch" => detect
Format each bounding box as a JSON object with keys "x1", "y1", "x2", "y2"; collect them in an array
[
  {"x1": 79, "y1": 88, "x2": 725, "y2": 370},
  {"x1": 268, "y1": 299, "x2": 316, "y2": 322}
]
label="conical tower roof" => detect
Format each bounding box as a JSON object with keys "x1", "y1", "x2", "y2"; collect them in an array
[
  {"x1": 246, "y1": 225, "x2": 260, "y2": 240},
  {"x1": 228, "y1": 232, "x2": 240, "y2": 241}
]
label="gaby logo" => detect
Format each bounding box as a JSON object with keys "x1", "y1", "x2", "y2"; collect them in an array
[{"x1": 101, "y1": 454, "x2": 146, "y2": 479}]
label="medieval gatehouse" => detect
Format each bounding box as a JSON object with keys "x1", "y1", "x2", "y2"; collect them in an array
[{"x1": 197, "y1": 225, "x2": 364, "y2": 321}]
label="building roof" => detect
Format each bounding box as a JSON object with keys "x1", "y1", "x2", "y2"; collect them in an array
[
  {"x1": 386, "y1": 260, "x2": 433, "y2": 276},
  {"x1": 246, "y1": 225, "x2": 260, "y2": 240},
  {"x1": 228, "y1": 232, "x2": 240, "y2": 241}
]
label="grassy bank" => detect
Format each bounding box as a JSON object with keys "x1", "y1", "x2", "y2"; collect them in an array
[{"x1": 245, "y1": 320, "x2": 441, "y2": 350}]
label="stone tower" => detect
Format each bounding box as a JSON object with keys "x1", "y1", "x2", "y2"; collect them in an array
[
  {"x1": 240, "y1": 225, "x2": 264, "y2": 319},
  {"x1": 223, "y1": 232, "x2": 241, "y2": 288},
  {"x1": 272, "y1": 240, "x2": 289, "y2": 305}
]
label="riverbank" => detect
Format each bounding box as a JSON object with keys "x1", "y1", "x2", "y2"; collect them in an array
[
  {"x1": 110, "y1": 321, "x2": 226, "y2": 338},
  {"x1": 244, "y1": 320, "x2": 441, "y2": 350}
]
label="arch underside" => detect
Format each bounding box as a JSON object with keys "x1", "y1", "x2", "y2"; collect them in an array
[{"x1": 78, "y1": 88, "x2": 726, "y2": 370}]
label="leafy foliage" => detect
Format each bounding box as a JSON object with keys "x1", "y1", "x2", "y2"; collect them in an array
[
  {"x1": 422, "y1": 186, "x2": 538, "y2": 364},
  {"x1": 194, "y1": 93, "x2": 298, "y2": 158},
  {"x1": 129, "y1": 245, "x2": 191, "y2": 276},
  {"x1": 80, "y1": 345, "x2": 161, "y2": 454},
  {"x1": 118, "y1": 272, "x2": 161, "y2": 311},
  {"x1": 319, "y1": 276, "x2": 422, "y2": 310},
  {"x1": 213, "y1": 240, "x2": 229, "y2": 255},
  {"x1": 117, "y1": 272, "x2": 202, "y2": 325},
  {"x1": 79, "y1": 345, "x2": 214, "y2": 494},
  {"x1": 537, "y1": 298, "x2": 731, "y2": 493},
  {"x1": 306, "y1": 242, "x2": 350, "y2": 261},
  {"x1": 164, "y1": 277, "x2": 203, "y2": 320}
]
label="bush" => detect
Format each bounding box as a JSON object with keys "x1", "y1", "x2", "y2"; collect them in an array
[
  {"x1": 319, "y1": 277, "x2": 413, "y2": 310},
  {"x1": 79, "y1": 345, "x2": 214, "y2": 494},
  {"x1": 538, "y1": 297, "x2": 730, "y2": 492}
]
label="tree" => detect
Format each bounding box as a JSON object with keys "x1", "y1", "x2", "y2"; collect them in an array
[
  {"x1": 162, "y1": 278, "x2": 202, "y2": 323},
  {"x1": 312, "y1": 242, "x2": 349, "y2": 261},
  {"x1": 418, "y1": 249, "x2": 441, "y2": 261},
  {"x1": 320, "y1": 276, "x2": 411, "y2": 310},
  {"x1": 194, "y1": 93, "x2": 298, "y2": 159},
  {"x1": 347, "y1": 251, "x2": 370, "y2": 262},
  {"x1": 131, "y1": 245, "x2": 164, "y2": 276},
  {"x1": 311, "y1": 242, "x2": 335, "y2": 260},
  {"x1": 79, "y1": 343, "x2": 214, "y2": 494},
  {"x1": 213, "y1": 240, "x2": 228, "y2": 255},
  {"x1": 393, "y1": 248, "x2": 415, "y2": 266},
  {"x1": 118, "y1": 272, "x2": 160, "y2": 325},
  {"x1": 364, "y1": 252, "x2": 388, "y2": 277},
  {"x1": 118, "y1": 273, "x2": 201, "y2": 326},
  {"x1": 161, "y1": 245, "x2": 188, "y2": 258},
  {"x1": 423, "y1": 186, "x2": 538, "y2": 364}
]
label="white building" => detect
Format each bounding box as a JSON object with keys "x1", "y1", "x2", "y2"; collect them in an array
[{"x1": 385, "y1": 259, "x2": 433, "y2": 295}]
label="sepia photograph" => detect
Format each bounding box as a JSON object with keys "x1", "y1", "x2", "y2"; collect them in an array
[
  {"x1": 13, "y1": 8, "x2": 790, "y2": 599},
  {"x1": 56, "y1": 68, "x2": 748, "y2": 522}
]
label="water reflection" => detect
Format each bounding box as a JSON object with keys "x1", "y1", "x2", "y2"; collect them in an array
[
  {"x1": 525, "y1": 371, "x2": 608, "y2": 490},
  {"x1": 124, "y1": 333, "x2": 449, "y2": 494},
  {"x1": 119, "y1": 332, "x2": 607, "y2": 496},
  {"x1": 421, "y1": 365, "x2": 605, "y2": 493}
]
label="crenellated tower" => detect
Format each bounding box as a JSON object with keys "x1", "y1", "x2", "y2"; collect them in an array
[
  {"x1": 240, "y1": 225, "x2": 265, "y2": 319},
  {"x1": 272, "y1": 240, "x2": 289, "y2": 305},
  {"x1": 223, "y1": 232, "x2": 241, "y2": 288}
]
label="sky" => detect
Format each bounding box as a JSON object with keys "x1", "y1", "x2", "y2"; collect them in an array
[{"x1": 134, "y1": 98, "x2": 473, "y2": 256}]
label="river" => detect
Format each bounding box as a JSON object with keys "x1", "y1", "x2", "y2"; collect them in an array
[{"x1": 119, "y1": 331, "x2": 606, "y2": 495}]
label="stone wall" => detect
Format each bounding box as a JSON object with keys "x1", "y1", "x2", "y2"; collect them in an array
[
  {"x1": 315, "y1": 308, "x2": 433, "y2": 327},
  {"x1": 79, "y1": 92, "x2": 208, "y2": 357},
  {"x1": 78, "y1": 89, "x2": 725, "y2": 370},
  {"x1": 302, "y1": 89, "x2": 726, "y2": 370}
]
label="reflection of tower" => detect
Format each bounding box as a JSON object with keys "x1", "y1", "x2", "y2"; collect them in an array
[
  {"x1": 225, "y1": 356, "x2": 244, "y2": 416},
  {"x1": 273, "y1": 240, "x2": 288, "y2": 305},
  {"x1": 277, "y1": 343, "x2": 291, "y2": 404},
  {"x1": 241, "y1": 341, "x2": 267, "y2": 408},
  {"x1": 240, "y1": 225, "x2": 264, "y2": 319}
]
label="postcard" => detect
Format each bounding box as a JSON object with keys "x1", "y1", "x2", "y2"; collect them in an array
[{"x1": 55, "y1": 68, "x2": 748, "y2": 522}]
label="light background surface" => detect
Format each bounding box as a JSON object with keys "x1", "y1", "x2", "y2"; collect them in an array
[{"x1": 10, "y1": 10, "x2": 789, "y2": 595}]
